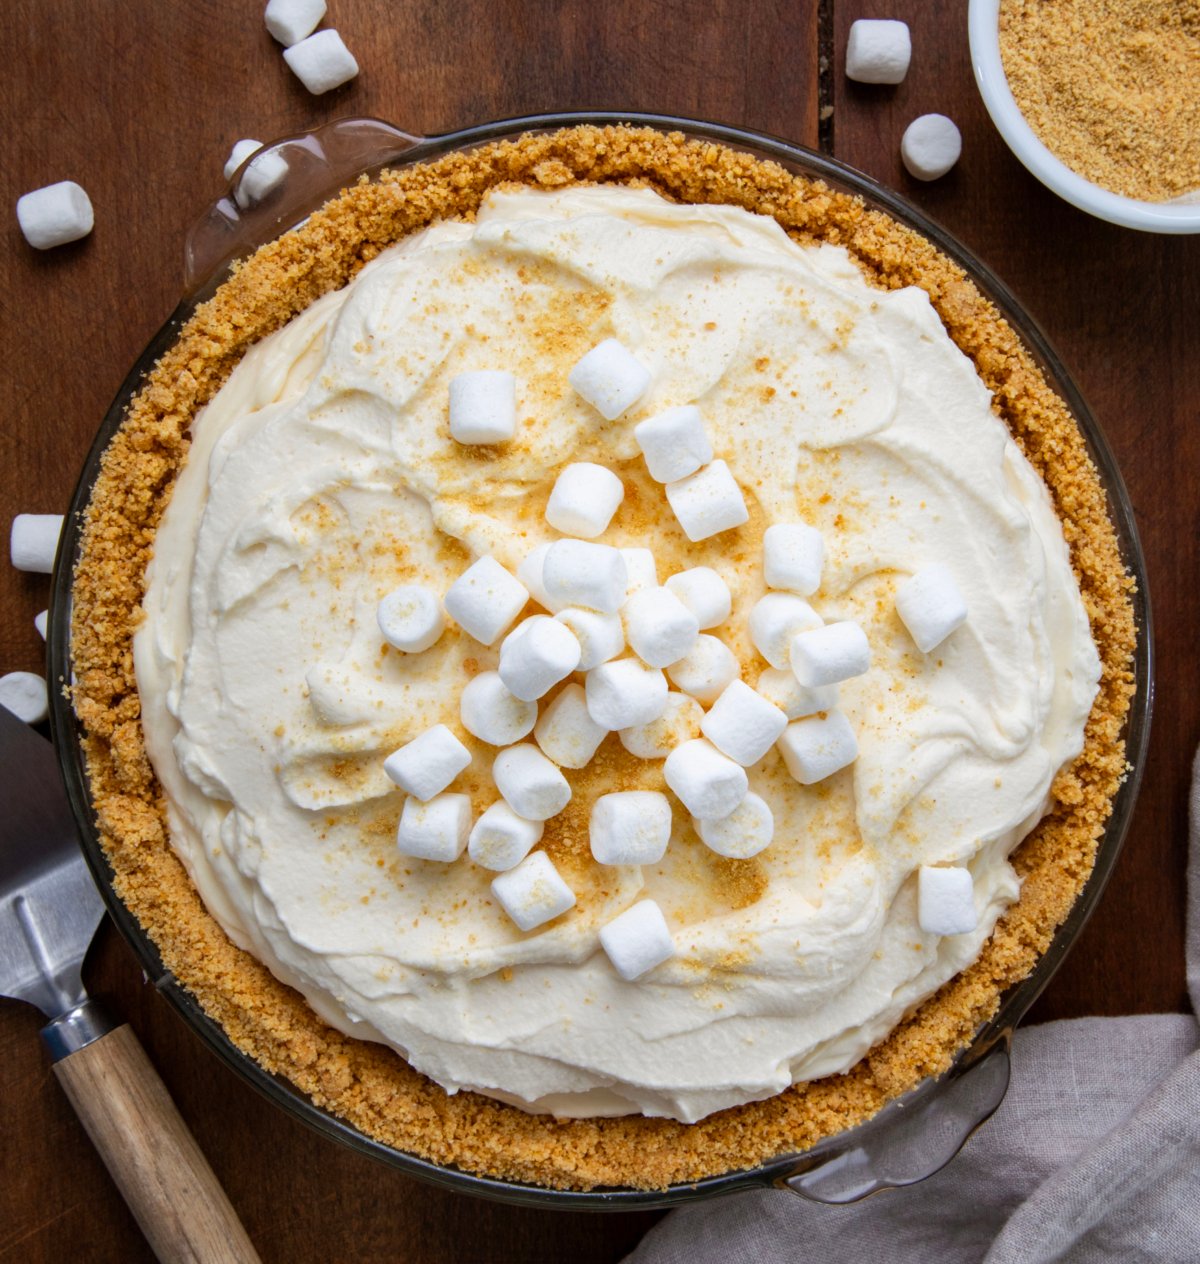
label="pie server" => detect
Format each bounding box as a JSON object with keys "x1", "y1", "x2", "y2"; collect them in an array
[{"x1": 0, "y1": 702, "x2": 260, "y2": 1263}]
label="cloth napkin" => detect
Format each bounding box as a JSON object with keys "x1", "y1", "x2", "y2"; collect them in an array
[{"x1": 629, "y1": 750, "x2": 1200, "y2": 1264}]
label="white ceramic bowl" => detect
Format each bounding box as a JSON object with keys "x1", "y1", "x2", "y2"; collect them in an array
[{"x1": 969, "y1": 0, "x2": 1200, "y2": 234}]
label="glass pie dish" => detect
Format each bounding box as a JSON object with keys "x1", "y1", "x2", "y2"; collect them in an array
[{"x1": 47, "y1": 111, "x2": 1152, "y2": 1209}]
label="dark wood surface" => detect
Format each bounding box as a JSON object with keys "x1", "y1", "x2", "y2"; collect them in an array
[{"x1": 1, "y1": 1, "x2": 1196, "y2": 1260}]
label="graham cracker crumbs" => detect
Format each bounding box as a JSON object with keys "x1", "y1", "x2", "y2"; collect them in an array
[
  {"x1": 1000, "y1": 0, "x2": 1200, "y2": 202},
  {"x1": 71, "y1": 125, "x2": 1136, "y2": 1191}
]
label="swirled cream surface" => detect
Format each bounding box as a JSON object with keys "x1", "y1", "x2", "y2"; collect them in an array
[{"x1": 135, "y1": 186, "x2": 1099, "y2": 1123}]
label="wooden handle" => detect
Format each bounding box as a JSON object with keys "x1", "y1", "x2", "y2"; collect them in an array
[{"x1": 52, "y1": 1023, "x2": 260, "y2": 1264}]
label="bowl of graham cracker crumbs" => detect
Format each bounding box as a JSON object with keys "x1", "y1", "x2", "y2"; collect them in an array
[{"x1": 970, "y1": 0, "x2": 1200, "y2": 233}]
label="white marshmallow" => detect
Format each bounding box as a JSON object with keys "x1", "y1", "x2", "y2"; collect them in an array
[
  {"x1": 383, "y1": 724, "x2": 471, "y2": 800},
  {"x1": 542, "y1": 540, "x2": 627, "y2": 613},
  {"x1": 665, "y1": 634, "x2": 739, "y2": 705},
  {"x1": 443, "y1": 555, "x2": 529, "y2": 646},
  {"x1": 545, "y1": 462, "x2": 624, "y2": 538},
  {"x1": 498, "y1": 615, "x2": 581, "y2": 701},
  {"x1": 598, "y1": 899, "x2": 676, "y2": 981},
  {"x1": 763, "y1": 523, "x2": 824, "y2": 596},
  {"x1": 223, "y1": 139, "x2": 261, "y2": 180},
  {"x1": 664, "y1": 566, "x2": 731, "y2": 630},
  {"x1": 468, "y1": 802, "x2": 543, "y2": 872},
  {"x1": 623, "y1": 587, "x2": 698, "y2": 669},
  {"x1": 448, "y1": 370, "x2": 517, "y2": 444},
  {"x1": 918, "y1": 865, "x2": 978, "y2": 936},
  {"x1": 585, "y1": 658, "x2": 669, "y2": 730},
  {"x1": 845, "y1": 18, "x2": 912, "y2": 84},
  {"x1": 491, "y1": 851, "x2": 576, "y2": 932},
  {"x1": 555, "y1": 607, "x2": 624, "y2": 670},
  {"x1": 590, "y1": 791, "x2": 673, "y2": 866},
  {"x1": 901, "y1": 114, "x2": 963, "y2": 181},
  {"x1": 778, "y1": 710, "x2": 859, "y2": 784},
  {"x1": 619, "y1": 691, "x2": 703, "y2": 759},
  {"x1": 568, "y1": 338, "x2": 651, "y2": 420},
  {"x1": 460, "y1": 671, "x2": 537, "y2": 745},
  {"x1": 621, "y1": 548, "x2": 658, "y2": 597},
  {"x1": 517, "y1": 543, "x2": 564, "y2": 613},
  {"x1": 749, "y1": 593, "x2": 822, "y2": 669},
  {"x1": 10, "y1": 514, "x2": 64, "y2": 574},
  {"x1": 535, "y1": 683, "x2": 607, "y2": 769},
  {"x1": 896, "y1": 563, "x2": 968, "y2": 652},
  {"x1": 665, "y1": 460, "x2": 749, "y2": 542},
  {"x1": 789, "y1": 620, "x2": 871, "y2": 687},
  {"x1": 396, "y1": 793, "x2": 471, "y2": 862},
  {"x1": 282, "y1": 28, "x2": 359, "y2": 94},
  {"x1": 16, "y1": 183, "x2": 93, "y2": 250},
  {"x1": 224, "y1": 141, "x2": 288, "y2": 208},
  {"x1": 755, "y1": 667, "x2": 838, "y2": 720},
  {"x1": 376, "y1": 584, "x2": 444, "y2": 652},
  {"x1": 634, "y1": 405, "x2": 713, "y2": 483},
  {"x1": 663, "y1": 739, "x2": 748, "y2": 820},
  {"x1": 0, "y1": 671, "x2": 48, "y2": 725},
  {"x1": 34, "y1": 610, "x2": 48, "y2": 640},
  {"x1": 696, "y1": 792, "x2": 775, "y2": 859},
  {"x1": 264, "y1": 0, "x2": 326, "y2": 46},
  {"x1": 493, "y1": 743, "x2": 572, "y2": 820},
  {"x1": 700, "y1": 679, "x2": 788, "y2": 767}
]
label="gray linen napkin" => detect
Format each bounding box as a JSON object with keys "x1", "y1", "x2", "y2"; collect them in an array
[{"x1": 628, "y1": 749, "x2": 1200, "y2": 1264}]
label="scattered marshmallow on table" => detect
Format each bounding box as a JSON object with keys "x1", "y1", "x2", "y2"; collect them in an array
[
  {"x1": 590, "y1": 791, "x2": 673, "y2": 866},
  {"x1": 264, "y1": 0, "x2": 327, "y2": 46},
  {"x1": 778, "y1": 710, "x2": 859, "y2": 785},
  {"x1": 396, "y1": 793, "x2": 471, "y2": 862},
  {"x1": 384, "y1": 724, "x2": 471, "y2": 800},
  {"x1": 664, "y1": 566, "x2": 731, "y2": 630},
  {"x1": 16, "y1": 183, "x2": 93, "y2": 250},
  {"x1": 666, "y1": 634, "x2": 739, "y2": 705},
  {"x1": 535, "y1": 683, "x2": 607, "y2": 769},
  {"x1": 621, "y1": 548, "x2": 658, "y2": 598},
  {"x1": 10, "y1": 513, "x2": 64, "y2": 574},
  {"x1": 664, "y1": 739, "x2": 748, "y2": 820},
  {"x1": 790, "y1": 620, "x2": 871, "y2": 687},
  {"x1": 619, "y1": 691, "x2": 703, "y2": 760},
  {"x1": 696, "y1": 792, "x2": 775, "y2": 860},
  {"x1": 223, "y1": 139, "x2": 261, "y2": 180},
  {"x1": 634, "y1": 405, "x2": 713, "y2": 483},
  {"x1": 0, "y1": 671, "x2": 49, "y2": 725},
  {"x1": 918, "y1": 865, "x2": 978, "y2": 936},
  {"x1": 599, "y1": 900, "x2": 676, "y2": 981},
  {"x1": 491, "y1": 851, "x2": 576, "y2": 932},
  {"x1": 443, "y1": 555, "x2": 528, "y2": 646},
  {"x1": 763, "y1": 523, "x2": 824, "y2": 596},
  {"x1": 700, "y1": 679, "x2": 788, "y2": 767},
  {"x1": 448, "y1": 370, "x2": 517, "y2": 445},
  {"x1": 224, "y1": 141, "x2": 288, "y2": 207},
  {"x1": 459, "y1": 671, "x2": 537, "y2": 746},
  {"x1": 585, "y1": 658, "x2": 669, "y2": 730},
  {"x1": 568, "y1": 339, "x2": 652, "y2": 420},
  {"x1": 468, "y1": 802, "x2": 543, "y2": 872},
  {"x1": 749, "y1": 593, "x2": 822, "y2": 669},
  {"x1": 895, "y1": 563, "x2": 968, "y2": 652},
  {"x1": 901, "y1": 114, "x2": 962, "y2": 182},
  {"x1": 34, "y1": 610, "x2": 48, "y2": 640},
  {"x1": 282, "y1": 29, "x2": 359, "y2": 94},
  {"x1": 623, "y1": 587, "x2": 699, "y2": 668},
  {"x1": 545, "y1": 462, "x2": 625, "y2": 538},
  {"x1": 845, "y1": 18, "x2": 912, "y2": 84},
  {"x1": 665, "y1": 460, "x2": 749, "y2": 542},
  {"x1": 498, "y1": 615, "x2": 581, "y2": 701},
  {"x1": 517, "y1": 543, "x2": 563, "y2": 613},
  {"x1": 493, "y1": 744, "x2": 572, "y2": 820},
  {"x1": 755, "y1": 667, "x2": 838, "y2": 721},
  {"x1": 542, "y1": 540, "x2": 627, "y2": 614},
  {"x1": 555, "y1": 607, "x2": 624, "y2": 670},
  {"x1": 377, "y1": 584, "x2": 444, "y2": 653}
]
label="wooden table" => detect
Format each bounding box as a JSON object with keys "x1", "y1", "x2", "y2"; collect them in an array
[{"x1": 2, "y1": 2, "x2": 1196, "y2": 1259}]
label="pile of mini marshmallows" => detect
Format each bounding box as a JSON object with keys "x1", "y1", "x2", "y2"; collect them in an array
[
  {"x1": 2, "y1": 513, "x2": 63, "y2": 723},
  {"x1": 370, "y1": 337, "x2": 974, "y2": 982}
]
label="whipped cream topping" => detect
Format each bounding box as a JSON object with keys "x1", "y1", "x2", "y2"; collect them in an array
[{"x1": 135, "y1": 186, "x2": 1100, "y2": 1123}]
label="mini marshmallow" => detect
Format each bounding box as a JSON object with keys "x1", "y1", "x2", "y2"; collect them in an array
[
  {"x1": 460, "y1": 671, "x2": 537, "y2": 746},
  {"x1": 700, "y1": 679, "x2": 788, "y2": 767},
  {"x1": 634, "y1": 405, "x2": 713, "y2": 483},
  {"x1": 443, "y1": 555, "x2": 529, "y2": 646},
  {"x1": 663, "y1": 739, "x2": 748, "y2": 820},
  {"x1": 590, "y1": 791, "x2": 672, "y2": 866},
  {"x1": 542, "y1": 540, "x2": 627, "y2": 614},
  {"x1": 468, "y1": 802, "x2": 543, "y2": 872},
  {"x1": 498, "y1": 615, "x2": 581, "y2": 701},
  {"x1": 555, "y1": 607, "x2": 624, "y2": 670},
  {"x1": 396, "y1": 793, "x2": 471, "y2": 862},
  {"x1": 918, "y1": 865, "x2": 978, "y2": 936},
  {"x1": 763, "y1": 523, "x2": 824, "y2": 596},
  {"x1": 224, "y1": 141, "x2": 288, "y2": 207},
  {"x1": 568, "y1": 338, "x2": 652, "y2": 420},
  {"x1": 755, "y1": 667, "x2": 838, "y2": 720},
  {"x1": 896, "y1": 563, "x2": 968, "y2": 653},
  {"x1": 377, "y1": 584, "x2": 444, "y2": 652},
  {"x1": 585, "y1": 658, "x2": 669, "y2": 730},
  {"x1": 16, "y1": 183, "x2": 93, "y2": 250},
  {"x1": 665, "y1": 460, "x2": 749, "y2": 543},
  {"x1": 696, "y1": 792, "x2": 774, "y2": 859},
  {"x1": 598, "y1": 900, "x2": 676, "y2": 981},
  {"x1": 223, "y1": 139, "x2": 262, "y2": 180},
  {"x1": 789, "y1": 620, "x2": 871, "y2": 687},
  {"x1": 493, "y1": 743, "x2": 572, "y2": 820},
  {"x1": 664, "y1": 566, "x2": 731, "y2": 630},
  {"x1": 665, "y1": 634, "x2": 739, "y2": 705},
  {"x1": 535, "y1": 683, "x2": 607, "y2": 769},
  {"x1": 845, "y1": 18, "x2": 912, "y2": 84},
  {"x1": 545, "y1": 462, "x2": 625, "y2": 538},
  {"x1": 621, "y1": 548, "x2": 658, "y2": 597},
  {"x1": 448, "y1": 370, "x2": 517, "y2": 444},
  {"x1": 0, "y1": 671, "x2": 48, "y2": 725},
  {"x1": 10, "y1": 514, "x2": 64, "y2": 574},
  {"x1": 34, "y1": 610, "x2": 48, "y2": 640},
  {"x1": 749, "y1": 593, "x2": 822, "y2": 669},
  {"x1": 283, "y1": 28, "x2": 359, "y2": 94},
  {"x1": 901, "y1": 114, "x2": 962, "y2": 182},
  {"x1": 384, "y1": 724, "x2": 471, "y2": 801},
  {"x1": 491, "y1": 851, "x2": 576, "y2": 932},
  {"x1": 778, "y1": 710, "x2": 859, "y2": 785},
  {"x1": 517, "y1": 543, "x2": 564, "y2": 613},
  {"x1": 623, "y1": 587, "x2": 699, "y2": 669},
  {"x1": 264, "y1": 0, "x2": 326, "y2": 46},
  {"x1": 619, "y1": 691, "x2": 703, "y2": 760}
]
